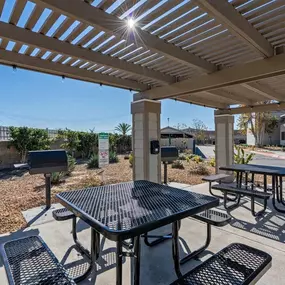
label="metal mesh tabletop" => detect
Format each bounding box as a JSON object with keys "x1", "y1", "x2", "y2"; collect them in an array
[
  {"x1": 220, "y1": 164, "x2": 285, "y2": 176},
  {"x1": 1, "y1": 236, "x2": 75, "y2": 285},
  {"x1": 171, "y1": 243, "x2": 272, "y2": 285},
  {"x1": 57, "y1": 180, "x2": 219, "y2": 241}
]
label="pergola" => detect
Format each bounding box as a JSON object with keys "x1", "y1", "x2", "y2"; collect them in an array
[{"x1": 1, "y1": 0, "x2": 285, "y2": 182}]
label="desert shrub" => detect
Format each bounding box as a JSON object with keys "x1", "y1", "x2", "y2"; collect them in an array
[
  {"x1": 178, "y1": 153, "x2": 187, "y2": 160},
  {"x1": 109, "y1": 151, "x2": 119, "y2": 163},
  {"x1": 129, "y1": 153, "x2": 133, "y2": 167},
  {"x1": 87, "y1": 154, "x2": 99, "y2": 169},
  {"x1": 234, "y1": 145, "x2": 254, "y2": 164},
  {"x1": 51, "y1": 172, "x2": 62, "y2": 185},
  {"x1": 208, "y1": 157, "x2": 215, "y2": 167},
  {"x1": 191, "y1": 155, "x2": 204, "y2": 163},
  {"x1": 189, "y1": 162, "x2": 210, "y2": 175},
  {"x1": 51, "y1": 155, "x2": 76, "y2": 184},
  {"x1": 171, "y1": 160, "x2": 184, "y2": 169},
  {"x1": 77, "y1": 174, "x2": 102, "y2": 188}
]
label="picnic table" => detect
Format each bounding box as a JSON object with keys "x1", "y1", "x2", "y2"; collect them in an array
[
  {"x1": 56, "y1": 180, "x2": 219, "y2": 285},
  {"x1": 220, "y1": 164, "x2": 285, "y2": 213}
]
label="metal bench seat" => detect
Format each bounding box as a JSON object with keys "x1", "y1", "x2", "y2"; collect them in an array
[
  {"x1": 0, "y1": 236, "x2": 75, "y2": 285},
  {"x1": 194, "y1": 208, "x2": 231, "y2": 226},
  {"x1": 212, "y1": 183, "x2": 271, "y2": 199},
  {"x1": 202, "y1": 173, "x2": 231, "y2": 182},
  {"x1": 171, "y1": 243, "x2": 272, "y2": 285},
  {"x1": 180, "y1": 209, "x2": 231, "y2": 265},
  {"x1": 202, "y1": 174, "x2": 238, "y2": 201},
  {"x1": 53, "y1": 208, "x2": 75, "y2": 221},
  {"x1": 212, "y1": 183, "x2": 271, "y2": 216}
]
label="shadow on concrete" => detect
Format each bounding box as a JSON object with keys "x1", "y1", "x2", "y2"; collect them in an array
[
  {"x1": 61, "y1": 236, "x2": 126, "y2": 283},
  {"x1": 0, "y1": 228, "x2": 40, "y2": 268},
  {"x1": 229, "y1": 197, "x2": 285, "y2": 243}
]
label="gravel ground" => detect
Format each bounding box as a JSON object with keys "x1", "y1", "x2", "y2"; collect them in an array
[{"x1": 0, "y1": 156, "x2": 213, "y2": 234}]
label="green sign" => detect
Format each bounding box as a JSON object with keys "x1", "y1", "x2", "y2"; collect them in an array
[{"x1": 99, "y1": 132, "x2": 109, "y2": 139}]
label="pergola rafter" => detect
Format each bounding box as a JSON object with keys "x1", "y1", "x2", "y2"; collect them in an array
[
  {"x1": 0, "y1": 0, "x2": 284, "y2": 111},
  {"x1": 195, "y1": 0, "x2": 274, "y2": 57},
  {"x1": 0, "y1": 21, "x2": 172, "y2": 85},
  {"x1": 33, "y1": 0, "x2": 217, "y2": 73},
  {"x1": 0, "y1": 49, "x2": 146, "y2": 90}
]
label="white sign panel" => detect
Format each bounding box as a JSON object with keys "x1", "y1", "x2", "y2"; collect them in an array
[{"x1": 99, "y1": 132, "x2": 109, "y2": 168}]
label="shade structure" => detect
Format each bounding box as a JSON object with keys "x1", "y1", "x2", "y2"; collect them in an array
[{"x1": 0, "y1": 0, "x2": 285, "y2": 113}]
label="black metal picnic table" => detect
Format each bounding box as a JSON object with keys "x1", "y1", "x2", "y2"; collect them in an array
[
  {"x1": 56, "y1": 180, "x2": 219, "y2": 285},
  {"x1": 220, "y1": 164, "x2": 285, "y2": 213}
]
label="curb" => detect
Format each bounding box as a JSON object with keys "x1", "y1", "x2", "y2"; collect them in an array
[{"x1": 250, "y1": 150, "x2": 285, "y2": 160}]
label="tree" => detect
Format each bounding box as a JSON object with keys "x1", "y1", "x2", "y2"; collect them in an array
[
  {"x1": 8, "y1": 127, "x2": 51, "y2": 162},
  {"x1": 57, "y1": 129, "x2": 80, "y2": 157},
  {"x1": 77, "y1": 130, "x2": 98, "y2": 158},
  {"x1": 115, "y1": 123, "x2": 131, "y2": 135},
  {"x1": 237, "y1": 109, "x2": 278, "y2": 146},
  {"x1": 191, "y1": 119, "x2": 208, "y2": 144}
]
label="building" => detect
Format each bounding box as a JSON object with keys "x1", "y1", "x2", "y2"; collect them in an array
[
  {"x1": 247, "y1": 111, "x2": 285, "y2": 146},
  {"x1": 160, "y1": 127, "x2": 194, "y2": 151}
]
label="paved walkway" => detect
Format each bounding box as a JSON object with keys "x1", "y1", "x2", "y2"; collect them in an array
[{"x1": 1, "y1": 182, "x2": 284, "y2": 284}]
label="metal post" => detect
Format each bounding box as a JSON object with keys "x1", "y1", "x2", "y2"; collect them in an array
[
  {"x1": 44, "y1": 173, "x2": 51, "y2": 209},
  {"x1": 163, "y1": 162, "x2": 167, "y2": 184},
  {"x1": 116, "y1": 241, "x2": 123, "y2": 285},
  {"x1": 134, "y1": 236, "x2": 141, "y2": 285},
  {"x1": 172, "y1": 221, "x2": 182, "y2": 278}
]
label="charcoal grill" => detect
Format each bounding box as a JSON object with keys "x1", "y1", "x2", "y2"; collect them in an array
[
  {"x1": 28, "y1": 150, "x2": 68, "y2": 209},
  {"x1": 161, "y1": 146, "x2": 178, "y2": 184}
]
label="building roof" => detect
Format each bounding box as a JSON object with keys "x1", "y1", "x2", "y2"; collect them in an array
[
  {"x1": 161, "y1": 127, "x2": 193, "y2": 137},
  {"x1": 1, "y1": 0, "x2": 285, "y2": 114}
]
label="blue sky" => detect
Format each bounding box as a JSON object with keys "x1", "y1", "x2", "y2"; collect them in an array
[{"x1": 0, "y1": 65, "x2": 216, "y2": 132}]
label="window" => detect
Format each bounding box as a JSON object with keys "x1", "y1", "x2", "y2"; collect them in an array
[{"x1": 281, "y1": 132, "x2": 285, "y2": 140}]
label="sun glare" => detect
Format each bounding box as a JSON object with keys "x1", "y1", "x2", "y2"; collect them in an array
[{"x1": 127, "y1": 18, "x2": 135, "y2": 29}]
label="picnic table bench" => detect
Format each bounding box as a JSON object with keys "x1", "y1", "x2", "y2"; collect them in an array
[
  {"x1": 212, "y1": 183, "x2": 271, "y2": 216},
  {"x1": 0, "y1": 236, "x2": 76, "y2": 285},
  {"x1": 171, "y1": 243, "x2": 272, "y2": 285},
  {"x1": 1, "y1": 236, "x2": 271, "y2": 285}
]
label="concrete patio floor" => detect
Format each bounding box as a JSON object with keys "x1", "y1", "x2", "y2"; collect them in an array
[{"x1": 1, "y1": 182, "x2": 285, "y2": 284}]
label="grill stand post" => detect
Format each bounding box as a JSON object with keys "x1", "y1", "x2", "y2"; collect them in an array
[
  {"x1": 163, "y1": 162, "x2": 168, "y2": 184},
  {"x1": 44, "y1": 173, "x2": 51, "y2": 209}
]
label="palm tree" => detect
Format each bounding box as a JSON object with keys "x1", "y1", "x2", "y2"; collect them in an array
[{"x1": 115, "y1": 123, "x2": 131, "y2": 135}]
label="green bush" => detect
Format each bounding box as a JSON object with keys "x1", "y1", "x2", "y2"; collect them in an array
[
  {"x1": 171, "y1": 160, "x2": 184, "y2": 169},
  {"x1": 208, "y1": 157, "x2": 215, "y2": 167},
  {"x1": 191, "y1": 155, "x2": 204, "y2": 164},
  {"x1": 51, "y1": 172, "x2": 62, "y2": 185},
  {"x1": 129, "y1": 153, "x2": 133, "y2": 167},
  {"x1": 109, "y1": 151, "x2": 119, "y2": 163},
  {"x1": 87, "y1": 154, "x2": 99, "y2": 169}
]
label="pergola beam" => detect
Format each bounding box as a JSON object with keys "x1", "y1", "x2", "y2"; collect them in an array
[
  {"x1": 216, "y1": 103, "x2": 285, "y2": 115},
  {"x1": 195, "y1": 0, "x2": 274, "y2": 57},
  {"x1": 139, "y1": 52, "x2": 285, "y2": 101},
  {"x1": 0, "y1": 50, "x2": 147, "y2": 90},
  {"x1": 34, "y1": 0, "x2": 217, "y2": 72},
  {"x1": 0, "y1": 22, "x2": 172, "y2": 85},
  {"x1": 241, "y1": 82, "x2": 284, "y2": 101}
]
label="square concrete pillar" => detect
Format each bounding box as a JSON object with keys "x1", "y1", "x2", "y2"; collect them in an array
[
  {"x1": 131, "y1": 99, "x2": 161, "y2": 183},
  {"x1": 215, "y1": 114, "x2": 234, "y2": 174}
]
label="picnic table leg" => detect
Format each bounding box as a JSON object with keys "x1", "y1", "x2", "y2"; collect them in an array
[
  {"x1": 133, "y1": 236, "x2": 141, "y2": 285},
  {"x1": 272, "y1": 175, "x2": 285, "y2": 213},
  {"x1": 172, "y1": 221, "x2": 182, "y2": 278},
  {"x1": 180, "y1": 223, "x2": 211, "y2": 265},
  {"x1": 73, "y1": 228, "x2": 100, "y2": 283},
  {"x1": 223, "y1": 191, "x2": 241, "y2": 210},
  {"x1": 279, "y1": 176, "x2": 285, "y2": 206},
  {"x1": 116, "y1": 241, "x2": 123, "y2": 285}
]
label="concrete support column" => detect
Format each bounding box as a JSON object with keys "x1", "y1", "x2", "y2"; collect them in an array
[
  {"x1": 131, "y1": 99, "x2": 161, "y2": 183},
  {"x1": 215, "y1": 114, "x2": 234, "y2": 174}
]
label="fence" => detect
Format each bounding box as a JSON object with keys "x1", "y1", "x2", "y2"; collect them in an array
[{"x1": 0, "y1": 126, "x2": 58, "y2": 141}]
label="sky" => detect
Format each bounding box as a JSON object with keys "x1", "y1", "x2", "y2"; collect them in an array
[{"x1": 0, "y1": 65, "x2": 216, "y2": 132}]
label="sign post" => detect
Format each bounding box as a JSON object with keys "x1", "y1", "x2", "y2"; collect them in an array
[{"x1": 98, "y1": 132, "x2": 109, "y2": 168}]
